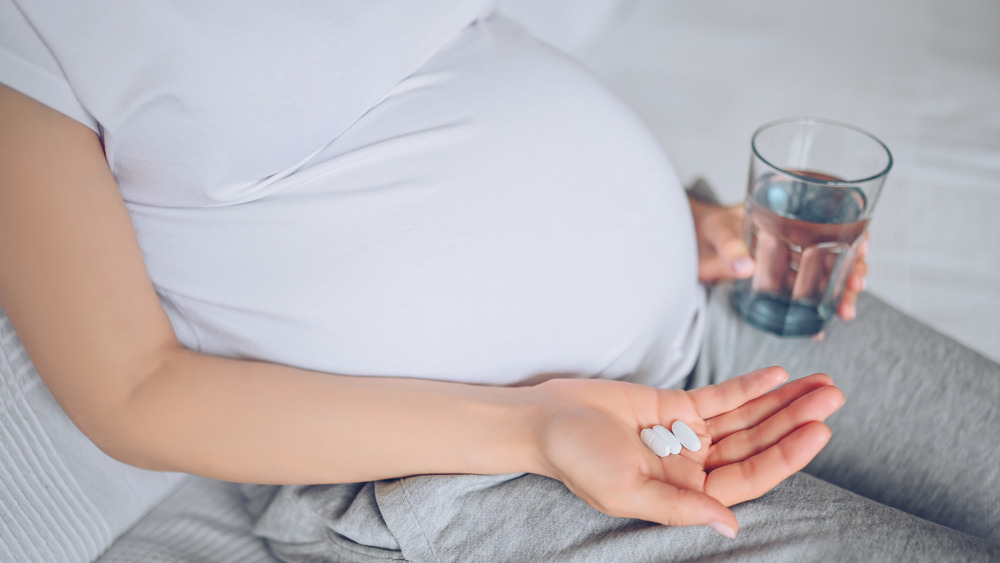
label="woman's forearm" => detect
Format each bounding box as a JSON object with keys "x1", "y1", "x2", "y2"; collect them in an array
[{"x1": 105, "y1": 347, "x2": 548, "y2": 484}]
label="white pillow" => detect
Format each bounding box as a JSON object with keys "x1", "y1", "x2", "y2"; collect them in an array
[{"x1": 0, "y1": 309, "x2": 184, "y2": 562}]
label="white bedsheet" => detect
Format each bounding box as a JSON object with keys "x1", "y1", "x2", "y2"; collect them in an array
[{"x1": 580, "y1": 0, "x2": 1000, "y2": 361}]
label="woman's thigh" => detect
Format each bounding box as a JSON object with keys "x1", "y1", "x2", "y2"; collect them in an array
[
  {"x1": 693, "y1": 283, "x2": 1000, "y2": 542},
  {"x1": 249, "y1": 472, "x2": 999, "y2": 562}
]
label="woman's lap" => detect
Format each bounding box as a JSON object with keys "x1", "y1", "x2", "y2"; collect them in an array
[
  {"x1": 247, "y1": 285, "x2": 1000, "y2": 561},
  {"x1": 249, "y1": 472, "x2": 998, "y2": 562},
  {"x1": 694, "y1": 284, "x2": 1000, "y2": 543}
]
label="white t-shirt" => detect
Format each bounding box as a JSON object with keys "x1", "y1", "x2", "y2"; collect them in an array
[{"x1": 1, "y1": 1, "x2": 704, "y2": 387}]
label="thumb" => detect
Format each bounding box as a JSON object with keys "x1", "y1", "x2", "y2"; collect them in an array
[
  {"x1": 709, "y1": 224, "x2": 755, "y2": 279},
  {"x1": 627, "y1": 479, "x2": 739, "y2": 538}
]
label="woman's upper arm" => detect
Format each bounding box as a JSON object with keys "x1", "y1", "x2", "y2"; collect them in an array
[{"x1": 0, "y1": 83, "x2": 179, "y2": 442}]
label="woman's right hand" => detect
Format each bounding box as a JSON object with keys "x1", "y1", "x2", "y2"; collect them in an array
[{"x1": 531, "y1": 367, "x2": 844, "y2": 538}]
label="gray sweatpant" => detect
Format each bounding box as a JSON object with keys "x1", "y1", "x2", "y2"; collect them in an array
[{"x1": 243, "y1": 286, "x2": 1000, "y2": 561}]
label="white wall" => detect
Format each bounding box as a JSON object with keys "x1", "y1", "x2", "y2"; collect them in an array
[{"x1": 509, "y1": 0, "x2": 1000, "y2": 361}]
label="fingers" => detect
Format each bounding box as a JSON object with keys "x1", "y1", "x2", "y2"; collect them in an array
[
  {"x1": 611, "y1": 477, "x2": 739, "y2": 537},
  {"x1": 839, "y1": 258, "x2": 867, "y2": 320},
  {"x1": 847, "y1": 257, "x2": 868, "y2": 292},
  {"x1": 705, "y1": 384, "x2": 844, "y2": 471},
  {"x1": 838, "y1": 291, "x2": 858, "y2": 321},
  {"x1": 698, "y1": 255, "x2": 732, "y2": 285},
  {"x1": 704, "y1": 421, "x2": 832, "y2": 507},
  {"x1": 649, "y1": 451, "x2": 712, "y2": 492},
  {"x1": 688, "y1": 366, "x2": 789, "y2": 420},
  {"x1": 715, "y1": 236, "x2": 756, "y2": 279},
  {"x1": 707, "y1": 208, "x2": 755, "y2": 279},
  {"x1": 693, "y1": 202, "x2": 755, "y2": 283},
  {"x1": 839, "y1": 235, "x2": 869, "y2": 321},
  {"x1": 699, "y1": 240, "x2": 754, "y2": 283},
  {"x1": 705, "y1": 373, "x2": 835, "y2": 441}
]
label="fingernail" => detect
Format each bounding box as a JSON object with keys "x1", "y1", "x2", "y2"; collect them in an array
[
  {"x1": 708, "y1": 521, "x2": 737, "y2": 539},
  {"x1": 731, "y1": 257, "x2": 754, "y2": 277},
  {"x1": 844, "y1": 303, "x2": 856, "y2": 320}
]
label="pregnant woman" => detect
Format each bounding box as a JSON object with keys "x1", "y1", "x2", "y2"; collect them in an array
[{"x1": 1, "y1": 2, "x2": 997, "y2": 561}]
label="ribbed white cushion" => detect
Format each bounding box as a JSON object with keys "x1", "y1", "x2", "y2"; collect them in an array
[{"x1": 0, "y1": 310, "x2": 185, "y2": 562}]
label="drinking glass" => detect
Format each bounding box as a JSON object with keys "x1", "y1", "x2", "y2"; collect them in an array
[{"x1": 732, "y1": 117, "x2": 892, "y2": 336}]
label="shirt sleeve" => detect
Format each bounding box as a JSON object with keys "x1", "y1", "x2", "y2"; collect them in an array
[{"x1": 0, "y1": 0, "x2": 99, "y2": 132}]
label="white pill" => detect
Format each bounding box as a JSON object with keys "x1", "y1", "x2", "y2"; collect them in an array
[
  {"x1": 671, "y1": 420, "x2": 702, "y2": 452},
  {"x1": 647, "y1": 436, "x2": 670, "y2": 457},
  {"x1": 640, "y1": 428, "x2": 656, "y2": 449},
  {"x1": 640, "y1": 427, "x2": 670, "y2": 457},
  {"x1": 652, "y1": 425, "x2": 682, "y2": 455}
]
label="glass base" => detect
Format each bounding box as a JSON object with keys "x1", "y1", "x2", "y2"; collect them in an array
[{"x1": 732, "y1": 286, "x2": 831, "y2": 337}]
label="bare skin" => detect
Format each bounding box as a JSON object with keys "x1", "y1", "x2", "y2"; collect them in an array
[{"x1": 0, "y1": 83, "x2": 843, "y2": 538}]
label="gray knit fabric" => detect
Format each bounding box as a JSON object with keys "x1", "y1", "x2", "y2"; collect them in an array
[{"x1": 97, "y1": 478, "x2": 277, "y2": 563}]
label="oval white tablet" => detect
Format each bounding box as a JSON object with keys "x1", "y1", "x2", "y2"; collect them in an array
[
  {"x1": 640, "y1": 428, "x2": 656, "y2": 449},
  {"x1": 652, "y1": 425, "x2": 682, "y2": 455},
  {"x1": 646, "y1": 435, "x2": 670, "y2": 457},
  {"x1": 671, "y1": 420, "x2": 702, "y2": 452}
]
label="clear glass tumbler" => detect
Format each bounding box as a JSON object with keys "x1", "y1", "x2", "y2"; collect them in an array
[{"x1": 732, "y1": 117, "x2": 892, "y2": 337}]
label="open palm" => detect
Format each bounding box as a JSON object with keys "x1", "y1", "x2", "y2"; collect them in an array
[{"x1": 535, "y1": 367, "x2": 844, "y2": 536}]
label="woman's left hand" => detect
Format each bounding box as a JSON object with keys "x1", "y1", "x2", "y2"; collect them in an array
[
  {"x1": 687, "y1": 194, "x2": 868, "y2": 322},
  {"x1": 533, "y1": 367, "x2": 844, "y2": 537}
]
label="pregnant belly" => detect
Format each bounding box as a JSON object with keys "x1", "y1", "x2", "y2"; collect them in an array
[{"x1": 129, "y1": 17, "x2": 701, "y2": 385}]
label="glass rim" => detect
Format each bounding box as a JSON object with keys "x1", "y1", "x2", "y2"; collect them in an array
[{"x1": 751, "y1": 116, "x2": 893, "y2": 186}]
